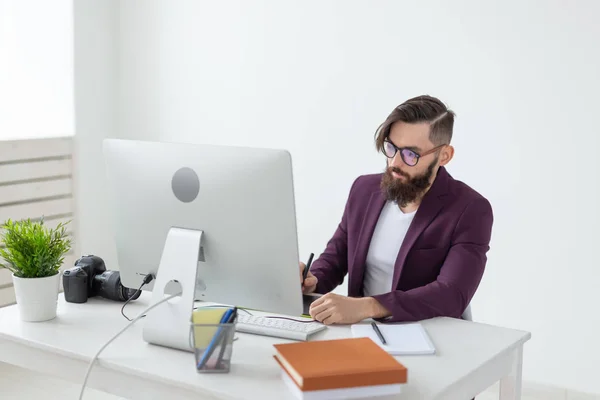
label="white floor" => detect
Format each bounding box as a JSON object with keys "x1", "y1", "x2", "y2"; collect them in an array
[{"x1": 0, "y1": 361, "x2": 598, "y2": 400}]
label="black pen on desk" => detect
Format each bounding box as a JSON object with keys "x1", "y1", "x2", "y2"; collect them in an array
[
  {"x1": 302, "y1": 253, "x2": 314, "y2": 284},
  {"x1": 371, "y1": 321, "x2": 387, "y2": 345}
]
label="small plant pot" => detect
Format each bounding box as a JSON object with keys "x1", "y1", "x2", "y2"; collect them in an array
[{"x1": 12, "y1": 272, "x2": 61, "y2": 322}]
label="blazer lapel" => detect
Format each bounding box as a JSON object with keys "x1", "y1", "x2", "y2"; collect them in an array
[
  {"x1": 391, "y1": 167, "x2": 450, "y2": 289},
  {"x1": 350, "y1": 190, "x2": 386, "y2": 296}
]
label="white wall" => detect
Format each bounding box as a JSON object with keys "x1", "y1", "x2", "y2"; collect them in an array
[
  {"x1": 76, "y1": 0, "x2": 600, "y2": 394},
  {"x1": 73, "y1": 0, "x2": 120, "y2": 267}
]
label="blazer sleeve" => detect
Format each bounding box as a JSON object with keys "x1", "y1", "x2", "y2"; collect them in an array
[
  {"x1": 371, "y1": 197, "x2": 494, "y2": 322},
  {"x1": 309, "y1": 178, "x2": 359, "y2": 294}
]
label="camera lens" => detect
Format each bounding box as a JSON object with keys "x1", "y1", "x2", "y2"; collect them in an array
[
  {"x1": 92, "y1": 271, "x2": 139, "y2": 302},
  {"x1": 121, "y1": 285, "x2": 141, "y2": 301}
]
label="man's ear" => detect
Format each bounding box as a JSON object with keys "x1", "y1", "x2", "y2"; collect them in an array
[{"x1": 438, "y1": 145, "x2": 454, "y2": 167}]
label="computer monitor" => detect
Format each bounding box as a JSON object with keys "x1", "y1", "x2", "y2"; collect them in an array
[{"x1": 103, "y1": 138, "x2": 305, "y2": 349}]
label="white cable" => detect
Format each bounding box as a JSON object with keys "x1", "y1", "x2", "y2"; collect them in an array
[{"x1": 78, "y1": 292, "x2": 182, "y2": 400}]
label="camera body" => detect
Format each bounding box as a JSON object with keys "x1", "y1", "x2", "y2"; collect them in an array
[{"x1": 63, "y1": 255, "x2": 141, "y2": 303}]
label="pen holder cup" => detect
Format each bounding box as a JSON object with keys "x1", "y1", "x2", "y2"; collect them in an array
[{"x1": 191, "y1": 322, "x2": 237, "y2": 373}]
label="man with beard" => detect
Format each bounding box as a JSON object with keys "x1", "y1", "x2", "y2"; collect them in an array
[{"x1": 302, "y1": 95, "x2": 494, "y2": 325}]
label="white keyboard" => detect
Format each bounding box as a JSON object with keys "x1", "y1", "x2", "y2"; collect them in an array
[{"x1": 235, "y1": 314, "x2": 326, "y2": 341}]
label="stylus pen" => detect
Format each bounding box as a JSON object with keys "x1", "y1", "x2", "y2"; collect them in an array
[
  {"x1": 302, "y1": 253, "x2": 314, "y2": 284},
  {"x1": 371, "y1": 321, "x2": 387, "y2": 345}
]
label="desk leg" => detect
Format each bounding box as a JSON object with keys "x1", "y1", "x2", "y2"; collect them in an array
[{"x1": 499, "y1": 346, "x2": 523, "y2": 400}]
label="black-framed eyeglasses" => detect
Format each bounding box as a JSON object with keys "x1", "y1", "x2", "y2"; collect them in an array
[{"x1": 382, "y1": 140, "x2": 445, "y2": 167}]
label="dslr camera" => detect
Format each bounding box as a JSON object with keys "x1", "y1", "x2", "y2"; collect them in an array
[{"x1": 63, "y1": 255, "x2": 141, "y2": 303}]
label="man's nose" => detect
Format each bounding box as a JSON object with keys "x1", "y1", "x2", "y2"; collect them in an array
[{"x1": 389, "y1": 151, "x2": 404, "y2": 168}]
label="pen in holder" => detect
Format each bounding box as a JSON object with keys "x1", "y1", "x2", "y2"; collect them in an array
[{"x1": 191, "y1": 308, "x2": 237, "y2": 373}]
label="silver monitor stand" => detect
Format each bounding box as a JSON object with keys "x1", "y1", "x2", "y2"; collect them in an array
[{"x1": 142, "y1": 227, "x2": 203, "y2": 351}]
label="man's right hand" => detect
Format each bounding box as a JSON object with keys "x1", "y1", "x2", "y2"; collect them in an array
[{"x1": 299, "y1": 262, "x2": 318, "y2": 294}]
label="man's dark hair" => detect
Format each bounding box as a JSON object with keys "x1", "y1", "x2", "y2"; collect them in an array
[{"x1": 375, "y1": 95, "x2": 456, "y2": 152}]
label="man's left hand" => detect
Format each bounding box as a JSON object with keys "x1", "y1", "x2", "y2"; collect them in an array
[{"x1": 309, "y1": 293, "x2": 371, "y2": 325}]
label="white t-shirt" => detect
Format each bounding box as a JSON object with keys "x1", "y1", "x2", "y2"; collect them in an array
[{"x1": 363, "y1": 201, "x2": 416, "y2": 297}]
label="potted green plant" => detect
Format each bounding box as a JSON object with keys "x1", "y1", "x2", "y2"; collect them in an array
[{"x1": 0, "y1": 218, "x2": 72, "y2": 322}]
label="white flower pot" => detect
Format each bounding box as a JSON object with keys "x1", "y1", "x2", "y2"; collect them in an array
[{"x1": 12, "y1": 272, "x2": 61, "y2": 322}]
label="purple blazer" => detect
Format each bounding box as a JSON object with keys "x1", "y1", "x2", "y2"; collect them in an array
[{"x1": 310, "y1": 166, "x2": 493, "y2": 322}]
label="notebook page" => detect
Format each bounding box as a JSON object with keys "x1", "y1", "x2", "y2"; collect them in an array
[{"x1": 350, "y1": 323, "x2": 435, "y2": 355}]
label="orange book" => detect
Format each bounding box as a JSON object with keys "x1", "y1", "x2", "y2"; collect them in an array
[{"x1": 273, "y1": 337, "x2": 407, "y2": 392}]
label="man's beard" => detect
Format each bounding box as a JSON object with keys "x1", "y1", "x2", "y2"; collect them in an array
[{"x1": 381, "y1": 159, "x2": 438, "y2": 207}]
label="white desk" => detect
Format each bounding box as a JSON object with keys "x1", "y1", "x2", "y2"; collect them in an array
[{"x1": 0, "y1": 293, "x2": 530, "y2": 400}]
